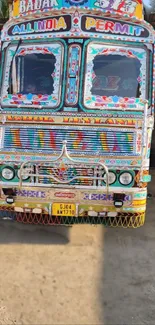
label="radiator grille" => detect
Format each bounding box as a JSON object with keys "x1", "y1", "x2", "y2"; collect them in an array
[
  {"x1": 4, "y1": 126, "x2": 136, "y2": 156},
  {"x1": 37, "y1": 165, "x2": 95, "y2": 186}
]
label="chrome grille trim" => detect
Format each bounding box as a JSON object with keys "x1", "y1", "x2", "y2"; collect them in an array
[{"x1": 18, "y1": 141, "x2": 109, "y2": 192}]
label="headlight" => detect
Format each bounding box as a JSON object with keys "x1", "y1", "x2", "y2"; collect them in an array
[
  {"x1": 17, "y1": 168, "x2": 30, "y2": 180},
  {"x1": 119, "y1": 172, "x2": 133, "y2": 186},
  {"x1": 103, "y1": 171, "x2": 116, "y2": 185},
  {"x1": 1, "y1": 167, "x2": 15, "y2": 180}
]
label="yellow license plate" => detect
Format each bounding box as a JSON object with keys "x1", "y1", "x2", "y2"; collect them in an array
[{"x1": 52, "y1": 203, "x2": 76, "y2": 217}]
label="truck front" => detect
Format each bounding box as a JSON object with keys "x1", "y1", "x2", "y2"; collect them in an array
[{"x1": 0, "y1": 0, "x2": 154, "y2": 227}]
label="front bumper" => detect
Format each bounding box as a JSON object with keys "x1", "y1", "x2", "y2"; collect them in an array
[{"x1": 0, "y1": 186, "x2": 147, "y2": 228}]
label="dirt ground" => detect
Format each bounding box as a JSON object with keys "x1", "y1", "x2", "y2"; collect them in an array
[{"x1": 0, "y1": 174, "x2": 155, "y2": 324}]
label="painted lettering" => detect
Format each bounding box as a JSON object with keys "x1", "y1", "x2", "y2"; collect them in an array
[
  {"x1": 85, "y1": 17, "x2": 96, "y2": 30},
  {"x1": 12, "y1": 25, "x2": 21, "y2": 34},
  {"x1": 135, "y1": 26, "x2": 144, "y2": 36},
  {"x1": 7, "y1": 115, "x2": 55, "y2": 123},
  {"x1": 11, "y1": 17, "x2": 67, "y2": 35},
  {"x1": 34, "y1": 0, "x2": 42, "y2": 10},
  {"x1": 16, "y1": 189, "x2": 46, "y2": 198},
  {"x1": 84, "y1": 16, "x2": 144, "y2": 37},
  {"x1": 83, "y1": 193, "x2": 131, "y2": 201},
  {"x1": 57, "y1": 17, "x2": 67, "y2": 30},
  {"x1": 96, "y1": 19, "x2": 105, "y2": 31},
  {"x1": 115, "y1": 22, "x2": 129, "y2": 34},
  {"x1": 42, "y1": 0, "x2": 50, "y2": 8},
  {"x1": 104, "y1": 21, "x2": 115, "y2": 32},
  {"x1": 27, "y1": 0, "x2": 33, "y2": 11},
  {"x1": 19, "y1": 0, "x2": 58, "y2": 13},
  {"x1": 38, "y1": 20, "x2": 46, "y2": 31}
]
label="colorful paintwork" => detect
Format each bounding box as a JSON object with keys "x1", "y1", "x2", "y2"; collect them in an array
[
  {"x1": 82, "y1": 15, "x2": 146, "y2": 36},
  {"x1": 66, "y1": 45, "x2": 81, "y2": 105},
  {"x1": 1, "y1": 38, "x2": 150, "y2": 111},
  {"x1": 12, "y1": 0, "x2": 143, "y2": 19},
  {"x1": 4, "y1": 115, "x2": 142, "y2": 126},
  {"x1": 3, "y1": 125, "x2": 140, "y2": 156},
  {"x1": 16, "y1": 189, "x2": 46, "y2": 198},
  {"x1": 8, "y1": 15, "x2": 147, "y2": 38},
  {"x1": 0, "y1": 0, "x2": 154, "y2": 228},
  {"x1": 9, "y1": 15, "x2": 71, "y2": 35}
]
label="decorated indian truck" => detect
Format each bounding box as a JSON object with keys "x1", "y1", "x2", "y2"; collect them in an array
[
  {"x1": 0, "y1": 19, "x2": 7, "y2": 74},
  {"x1": 0, "y1": 0, "x2": 154, "y2": 227}
]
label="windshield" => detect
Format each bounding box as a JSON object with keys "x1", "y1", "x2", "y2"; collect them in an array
[
  {"x1": 15, "y1": 53, "x2": 56, "y2": 95},
  {"x1": 1, "y1": 42, "x2": 64, "y2": 108},
  {"x1": 84, "y1": 43, "x2": 147, "y2": 109}
]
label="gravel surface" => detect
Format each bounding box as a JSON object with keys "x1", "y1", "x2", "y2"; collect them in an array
[{"x1": 0, "y1": 306, "x2": 15, "y2": 324}]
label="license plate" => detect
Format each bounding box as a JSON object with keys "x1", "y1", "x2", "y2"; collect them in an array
[{"x1": 52, "y1": 203, "x2": 76, "y2": 217}]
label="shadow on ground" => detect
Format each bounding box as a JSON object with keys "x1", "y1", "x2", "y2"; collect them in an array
[
  {"x1": 100, "y1": 175, "x2": 155, "y2": 325},
  {"x1": 0, "y1": 221, "x2": 70, "y2": 244}
]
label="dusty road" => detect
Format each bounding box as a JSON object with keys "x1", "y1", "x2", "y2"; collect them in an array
[{"x1": 0, "y1": 179, "x2": 155, "y2": 324}]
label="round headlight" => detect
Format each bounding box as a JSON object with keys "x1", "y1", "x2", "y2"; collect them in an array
[
  {"x1": 2, "y1": 167, "x2": 15, "y2": 180},
  {"x1": 103, "y1": 171, "x2": 116, "y2": 185},
  {"x1": 119, "y1": 172, "x2": 133, "y2": 186},
  {"x1": 17, "y1": 168, "x2": 30, "y2": 180}
]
